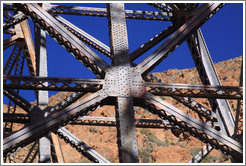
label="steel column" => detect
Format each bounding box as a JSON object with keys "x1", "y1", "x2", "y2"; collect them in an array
[
  {"x1": 34, "y1": 21, "x2": 51, "y2": 163},
  {"x1": 107, "y1": 3, "x2": 139, "y2": 163}
]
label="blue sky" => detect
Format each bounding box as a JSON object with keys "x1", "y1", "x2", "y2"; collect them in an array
[{"x1": 3, "y1": 3, "x2": 244, "y2": 104}]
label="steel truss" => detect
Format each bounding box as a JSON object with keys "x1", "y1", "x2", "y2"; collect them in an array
[{"x1": 2, "y1": 3, "x2": 243, "y2": 163}]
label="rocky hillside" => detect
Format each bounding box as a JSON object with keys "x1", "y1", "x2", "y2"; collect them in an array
[{"x1": 3, "y1": 56, "x2": 242, "y2": 163}]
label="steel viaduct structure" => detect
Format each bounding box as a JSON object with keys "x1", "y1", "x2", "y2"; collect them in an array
[{"x1": 2, "y1": 3, "x2": 244, "y2": 163}]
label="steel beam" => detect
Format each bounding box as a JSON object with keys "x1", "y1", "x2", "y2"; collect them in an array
[
  {"x1": 233, "y1": 61, "x2": 243, "y2": 137},
  {"x1": 189, "y1": 143, "x2": 213, "y2": 163},
  {"x1": 3, "y1": 90, "x2": 31, "y2": 113},
  {"x1": 3, "y1": 3, "x2": 17, "y2": 11},
  {"x1": 107, "y1": 3, "x2": 139, "y2": 163},
  {"x1": 3, "y1": 12, "x2": 27, "y2": 30},
  {"x1": 3, "y1": 9, "x2": 13, "y2": 19},
  {"x1": 4, "y1": 45, "x2": 25, "y2": 134},
  {"x1": 4, "y1": 44, "x2": 19, "y2": 75},
  {"x1": 56, "y1": 127, "x2": 110, "y2": 163},
  {"x1": 70, "y1": 116, "x2": 173, "y2": 129},
  {"x1": 137, "y1": 3, "x2": 224, "y2": 76},
  {"x1": 50, "y1": 133, "x2": 64, "y2": 163},
  {"x1": 16, "y1": 3, "x2": 110, "y2": 78},
  {"x1": 3, "y1": 90, "x2": 107, "y2": 155},
  {"x1": 3, "y1": 35, "x2": 22, "y2": 50},
  {"x1": 3, "y1": 113, "x2": 30, "y2": 123},
  {"x1": 34, "y1": 22, "x2": 51, "y2": 163},
  {"x1": 146, "y1": 82, "x2": 242, "y2": 99},
  {"x1": 54, "y1": 14, "x2": 111, "y2": 58},
  {"x1": 3, "y1": 75, "x2": 103, "y2": 92},
  {"x1": 187, "y1": 29, "x2": 235, "y2": 136},
  {"x1": 23, "y1": 141, "x2": 39, "y2": 163},
  {"x1": 146, "y1": 73, "x2": 217, "y2": 121},
  {"x1": 147, "y1": 3, "x2": 171, "y2": 12},
  {"x1": 129, "y1": 24, "x2": 181, "y2": 62},
  {"x1": 50, "y1": 5, "x2": 172, "y2": 21},
  {"x1": 19, "y1": 19, "x2": 36, "y2": 76},
  {"x1": 143, "y1": 92, "x2": 243, "y2": 159},
  {"x1": 172, "y1": 96, "x2": 216, "y2": 121}
]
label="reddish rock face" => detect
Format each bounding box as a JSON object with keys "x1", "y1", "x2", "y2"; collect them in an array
[{"x1": 151, "y1": 146, "x2": 192, "y2": 163}]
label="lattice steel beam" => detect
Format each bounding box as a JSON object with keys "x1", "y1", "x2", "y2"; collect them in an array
[
  {"x1": 2, "y1": 2, "x2": 243, "y2": 164},
  {"x1": 146, "y1": 74, "x2": 217, "y2": 122},
  {"x1": 4, "y1": 113, "x2": 29, "y2": 124},
  {"x1": 146, "y1": 82, "x2": 243, "y2": 99},
  {"x1": 3, "y1": 90, "x2": 31, "y2": 113},
  {"x1": 3, "y1": 90, "x2": 107, "y2": 155},
  {"x1": 50, "y1": 5, "x2": 173, "y2": 21},
  {"x1": 143, "y1": 93, "x2": 243, "y2": 160},
  {"x1": 3, "y1": 12, "x2": 27, "y2": 30},
  {"x1": 129, "y1": 24, "x2": 181, "y2": 62},
  {"x1": 54, "y1": 14, "x2": 111, "y2": 58},
  {"x1": 189, "y1": 143, "x2": 213, "y2": 163},
  {"x1": 50, "y1": 133, "x2": 64, "y2": 163},
  {"x1": 15, "y1": 3, "x2": 109, "y2": 78},
  {"x1": 70, "y1": 116, "x2": 173, "y2": 129},
  {"x1": 4, "y1": 45, "x2": 25, "y2": 134},
  {"x1": 23, "y1": 141, "x2": 39, "y2": 163},
  {"x1": 56, "y1": 127, "x2": 110, "y2": 163},
  {"x1": 4, "y1": 44, "x2": 19, "y2": 75},
  {"x1": 147, "y1": 3, "x2": 171, "y2": 12},
  {"x1": 3, "y1": 75, "x2": 103, "y2": 92},
  {"x1": 233, "y1": 61, "x2": 243, "y2": 138},
  {"x1": 3, "y1": 35, "x2": 22, "y2": 51}
]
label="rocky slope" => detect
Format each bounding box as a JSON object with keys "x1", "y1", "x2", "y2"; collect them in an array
[{"x1": 3, "y1": 56, "x2": 242, "y2": 163}]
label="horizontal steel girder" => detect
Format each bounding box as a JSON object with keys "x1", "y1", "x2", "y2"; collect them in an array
[
  {"x1": 146, "y1": 73, "x2": 217, "y2": 122},
  {"x1": 4, "y1": 75, "x2": 241, "y2": 99},
  {"x1": 3, "y1": 90, "x2": 107, "y2": 155},
  {"x1": 70, "y1": 116, "x2": 174, "y2": 129},
  {"x1": 3, "y1": 113, "x2": 30, "y2": 123},
  {"x1": 4, "y1": 3, "x2": 173, "y2": 21},
  {"x1": 146, "y1": 82, "x2": 243, "y2": 100},
  {"x1": 50, "y1": 5, "x2": 173, "y2": 21},
  {"x1": 147, "y1": 3, "x2": 171, "y2": 12},
  {"x1": 3, "y1": 75, "x2": 103, "y2": 92}
]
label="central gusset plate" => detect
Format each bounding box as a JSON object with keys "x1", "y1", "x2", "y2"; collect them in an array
[{"x1": 103, "y1": 67, "x2": 146, "y2": 97}]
